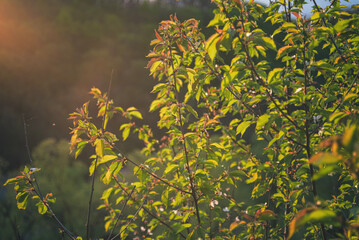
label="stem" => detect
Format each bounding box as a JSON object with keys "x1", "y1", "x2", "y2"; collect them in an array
[
  {"x1": 220, "y1": 2, "x2": 302, "y2": 132},
  {"x1": 110, "y1": 197, "x2": 147, "y2": 240},
  {"x1": 23, "y1": 117, "x2": 77, "y2": 240},
  {"x1": 168, "y1": 40, "x2": 201, "y2": 225},
  {"x1": 111, "y1": 173, "x2": 186, "y2": 239},
  {"x1": 86, "y1": 157, "x2": 98, "y2": 240},
  {"x1": 302, "y1": 34, "x2": 327, "y2": 240},
  {"x1": 312, "y1": 0, "x2": 347, "y2": 63},
  {"x1": 103, "y1": 136, "x2": 191, "y2": 195},
  {"x1": 107, "y1": 186, "x2": 136, "y2": 240}
]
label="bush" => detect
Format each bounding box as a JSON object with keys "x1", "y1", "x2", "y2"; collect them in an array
[{"x1": 5, "y1": 0, "x2": 359, "y2": 239}]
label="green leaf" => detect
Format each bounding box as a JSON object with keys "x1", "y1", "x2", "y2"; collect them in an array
[
  {"x1": 329, "y1": 111, "x2": 348, "y2": 124},
  {"x1": 37, "y1": 202, "x2": 48, "y2": 215},
  {"x1": 261, "y1": 36, "x2": 276, "y2": 51},
  {"x1": 236, "y1": 121, "x2": 252, "y2": 136},
  {"x1": 229, "y1": 170, "x2": 247, "y2": 180},
  {"x1": 205, "y1": 33, "x2": 220, "y2": 61},
  {"x1": 95, "y1": 139, "x2": 104, "y2": 158},
  {"x1": 149, "y1": 99, "x2": 166, "y2": 112},
  {"x1": 121, "y1": 125, "x2": 131, "y2": 141},
  {"x1": 151, "y1": 83, "x2": 168, "y2": 93},
  {"x1": 267, "y1": 68, "x2": 282, "y2": 84},
  {"x1": 305, "y1": 209, "x2": 338, "y2": 225},
  {"x1": 99, "y1": 155, "x2": 118, "y2": 165},
  {"x1": 16, "y1": 192, "x2": 29, "y2": 210},
  {"x1": 310, "y1": 153, "x2": 339, "y2": 165},
  {"x1": 256, "y1": 114, "x2": 270, "y2": 130},
  {"x1": 334, "y1": 19, "x2": 351, "y2": 32},
  {"x1": 101, "y1": 187, "x2": 114, "y2": 201},
  {"x1": 128, "y1": 108, "x2": 143, "y2": 119},
  {"x1": 313, "y1": 165, "x2": 339, "y2": 181},
  {"x1": 164, "y1": 164, "x2": 178, "y2": 175}
]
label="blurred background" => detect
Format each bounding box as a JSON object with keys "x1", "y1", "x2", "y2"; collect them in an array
[{"x1": 0, "y1": 0, "x2": 213, "y2": 238}]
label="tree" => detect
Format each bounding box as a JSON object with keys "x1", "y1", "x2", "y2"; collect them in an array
[{"x1": 4, "y1": 0, "x2": 359, "y2": 239}]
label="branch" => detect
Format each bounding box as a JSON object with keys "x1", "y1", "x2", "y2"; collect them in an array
[
  {"x1": 86, "y1": 157, "x2": 98, "y2": 240},
  {"x1": 312, "y1": 0, "x2": 347, "y2": 63},
  {"x1": 110, "y1": 197, "x2": 147, "y2": 240},
  {"x1": 23, "y1": 117, "x2": 77, "y2": 240},
  {"x1": 87, "y1": 71, "x2": 114, "y2": 240},
  {"x1": 110, "y1": 173, "x2": 186, "y2": 239},
  {"x1": 104, "y1": 136, "x2": 191, "y2": 195},
  {"x1": 107, "y1": 186, "x2": 136, "y2": 240},
  {"x1": 168, "y1": 41, "x2": 201, "y2": 225}
]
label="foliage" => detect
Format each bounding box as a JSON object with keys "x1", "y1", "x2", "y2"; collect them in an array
[
  {"x1": 4, "y1": 0, "x2": 359, "y2": 239},
  {"x1": 1, "y1": 139, "x2": 106, "y2": 239}
]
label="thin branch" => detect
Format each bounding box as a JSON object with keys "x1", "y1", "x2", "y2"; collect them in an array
[
  {"x1": 86, "y1": 157, "x2": 98, "y2": 240},
  {"x1": 87, "y1": 71, "x2": 114, "y2": 240},
  {"x1": 220, "y1": 2, "x2": 302, "y2": 132},
  {"x1": 168, "y1": 40, "x2": 201, "y2": 225},
  {"x1": 103, "y1": 69, "x2": 114, "y2": 130},
  {"x1": 111, "y1": 174, "x2": 186, "y2": 239},
  {"x1": 107, "y1": 186, "x2": 136, "y2": 240},
  {"x1": 312, "y1": 0, "x2": 347, "y2": 63},
  {"x1": 104, "y1": 136, "x2": 191, "y2": 195},
  {"x1": 23, "y1": 117, "x2": 77, "y2": 239},
  {"x1": 110, "y1": 197, "x2": 147, "y2": 240}
]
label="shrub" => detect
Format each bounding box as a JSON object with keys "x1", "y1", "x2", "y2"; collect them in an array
[{"x1": 5, "y1": 0, "x2": 359, "y2": 239}]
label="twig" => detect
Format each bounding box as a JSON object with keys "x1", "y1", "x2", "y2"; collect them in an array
[
  {"x1": 107, "y1": 186, "x2": 136, "y2": 240},
  {"x1": 87, "y1": 70, "x2": 114, "y2": 240},
  {"x1": 23, "y1": 117, "x2": 77, "y2": 239},
  {"x1": 111, "y1": 174, "x2": 186, "y2": 239},
  {"x1": 110, "y1": 197, "x2": 147, "y2": 240},
  {"x1": 168, "y1": 40, "x2": 201, "y2": 225},
  {"x1": 86, "y1": 157, "x2": 98, "y2": 240},
  {"x1": 103, "y1": 136, "x2": 191, "y2": 195},
  {"x1": 103, "y1": 69, "x2": 114, "y2": 130},
  {"x1": 312, "y1": 0, "x2": 347, "y2": 63}
]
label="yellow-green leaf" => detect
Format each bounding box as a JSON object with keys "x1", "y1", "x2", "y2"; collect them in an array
[{"x1": 95, "y1": 139, "x2": 104, "y2": 158}]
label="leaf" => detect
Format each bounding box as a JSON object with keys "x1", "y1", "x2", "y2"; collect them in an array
[
  {"x1": 16, "y1": 192, "x2": 29, "y2": 210},
  {"x1": 288, "y1": 208, "x2": 315, "y2": 240},
  {"x1": 164, "y1": 164, "x2": 178, "y2": 175},
  {"x1": 99, "y1": 155, "x2": 118, "y2": 165},
  {"x1": 130, "y1": 110, "x2": 142, "y2": 119},
  {"x1": 101, "y1": 187, "x2": 114, "y2": 201},
  {"x1": 276, "y1": 46, "x2": 292, "y2": 59},
  {"x1": 95, "y1": 139, "x2": 104, "y2": 158},
  {"x1": 236, "y1": 121, "x2": 252, "y2": 136},
  {"x1": 267, "y1": 68, "x2": 282, "y2": 84},
  {"x1": 151, "y1": 83, "x2": 168, "y2": 93},
  {"x1": 3, "y1": 176, "x2": 24, "y2": 186},
  {"x1": 261, "y1": 36, "x2": 276, "y2": 51},
  {"x1": 305, "y1": 209, "x2": 338, "y2": 225},
  {"x1": 334, "y1": 19, "x2": 351, "y2": 32},
  {"x1": 37, "y1": 202, "x2": 48, "y2": 215},
  {"x1": 256, "y1": 114, "x2": 270, "y2": 130},
  {"x1": 309, "y1": 152, "x2": 339, "y2": 165},
  {"x1": 149, "y1": 99, "x2": 166, "y2": 112},
  {"x1": 205, "y1": 33, "x2": 220, "y2": 61},
  {"x1": 122, "y1": 126, "x2": 131, "y2": 141},
  {"x1": 229, "y1": 221, "x2": 242, "y2": 232},
  {"x1": 257, "y1": 209, "x2": 276, "y2": 221},
  {"x1": 230, "y1": 170, "x2": 247, "y2": 180},
  {"x1": 329, "y1": 111, "x2": 348, "y2": 124},
  {"x1": 342, "y1": 125, "x2": 357, "y2": 152}
]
